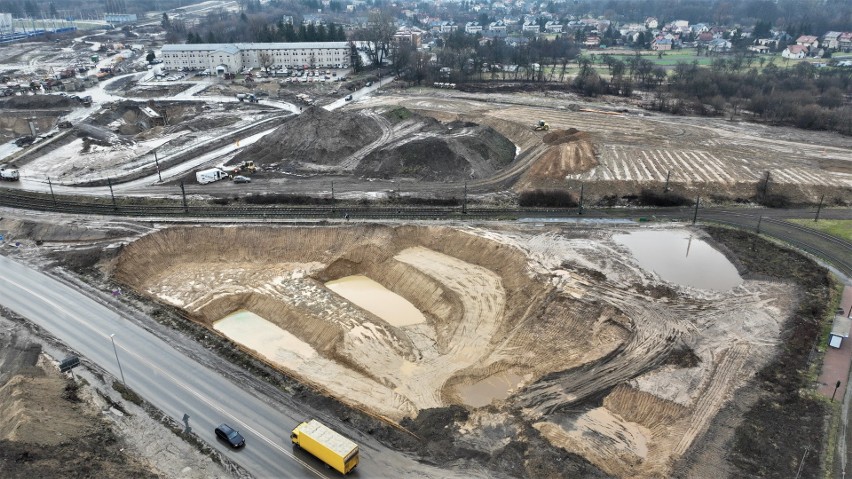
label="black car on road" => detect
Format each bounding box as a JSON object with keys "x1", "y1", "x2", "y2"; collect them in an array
[{"x1": 215, "y1": 424, "x2": 245, "y2": 448}]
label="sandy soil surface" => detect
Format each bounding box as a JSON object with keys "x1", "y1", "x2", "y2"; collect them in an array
[
  {"x1": 104, "y1": 222, "x2": 796, "y2": 477},
  {"x1": 362, "y1": 91, "x2": 852, "y2": 202}
]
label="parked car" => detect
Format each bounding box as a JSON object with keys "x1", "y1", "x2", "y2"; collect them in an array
[
  {"x1": 233, "y1": 175, "x2": 251, "y2": 183},
  {"x1": 214, "y1": 424, "x2": 245, "y2": 448},
  {"x1": 344, "y1": 94, "x2": 353, "y2": 101}
]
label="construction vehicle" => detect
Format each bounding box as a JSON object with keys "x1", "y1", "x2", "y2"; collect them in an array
[
  {"x1": 534, "y1": 120, "x2": 550, "y2": 131},
  {"x1": 0, "y1": 167, "x2": 20, "y2": 181},
  {"x1": 224, "y1": 160, "x2": 257, "y2": 176},
  {"x1": 291, "y1": 419, "x2": 359, "y2": 475},
  {"x1": 235, "y1": 93, "x2": 258, "y2": 103}
]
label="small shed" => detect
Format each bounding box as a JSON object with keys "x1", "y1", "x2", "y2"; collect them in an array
[{"x1": 829, "y1": 315, "x2": 851, "y2": 348}]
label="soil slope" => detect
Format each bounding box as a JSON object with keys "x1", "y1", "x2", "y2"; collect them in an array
[
  {"x1": 515, "y1": 128, "x2": 598, "y2": 190},
  {"x1": 236, "y1": 106, "x2": 382, "y2": 168},
  {"x1": 356, "y1": 117, "x2": 516, "y2": 181}
]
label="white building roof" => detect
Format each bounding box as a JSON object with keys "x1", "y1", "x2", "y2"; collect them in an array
[
  {"x1": 162, "y1": 42, "x2": 349, "y2": 54},
  {"x1": 302, "y1": 420, "x2": 357, "y2": 457}
]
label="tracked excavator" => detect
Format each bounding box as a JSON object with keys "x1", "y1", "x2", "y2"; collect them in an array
[{"x1": 534, "y1": 120, "x2": 550, "y2": 131}]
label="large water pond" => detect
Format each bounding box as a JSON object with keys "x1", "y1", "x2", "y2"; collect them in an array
[
  {"x1": 325, "y1": 275, "x2": 426, "y2": 327},
  {"x1": 613, "y1": 230, "x2": 742, "y2": 291}
]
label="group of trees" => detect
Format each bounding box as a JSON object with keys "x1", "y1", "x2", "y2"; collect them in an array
[
  {"x1": 652, "y1": 60, "x2": 852, "y2": 134},
  {"x1": 183, "y1": 9, "x2": 345, "y2": 44}
]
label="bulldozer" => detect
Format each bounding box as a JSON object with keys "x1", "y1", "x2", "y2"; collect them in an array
[
  {"x1": 534, "y1": 120, "x2": 550, "y2": 131},
  {"x1": 225, "y1": 160, "x2": 258, "y2": 176}
]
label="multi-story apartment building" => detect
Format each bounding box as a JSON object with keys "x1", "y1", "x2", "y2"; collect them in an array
[{"x1": 161, "y1": 42, "x2": 351, "y2": 72}]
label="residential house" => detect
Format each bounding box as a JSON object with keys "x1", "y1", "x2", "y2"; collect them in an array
[
  {"x1": 823, "y1": 32, "x2": 842, "y2": 50},
  {"x1": 691, "y1": 23, "x2": 710, "y2": 33},
  {"x1": 796, "y1": 35, "x2": 819, "y2": 49},
  {"x1": 707, "y1": 38, "x2": 731, "y2": 52},
  {"x1": 394, "y1": 27, "x2": 424, "y2": 47},
  {"x1": 439, "y1": 21, "x2": 457, "y2": 33},
  {"x1": 619, "y1": 23, "x2": 644, "y2": 36},
  {"x1": 544, "y1": 21, "x2": 562, "y2": 33},
  {"x1": 782, "y1": 44, "x2": 807, "y2": 59},
  {"x1": 651, "y1": 38, "x2": 672, "y2": 51},
  {"x1": 488, "y1": 21, "x2": 507, "y2": 33},
  {"x1": 522, "y1": 21, "x2": 540, "y2": 33},
  {"x1": 645, "y1": 17, "x2": 658, "y2": 29},
  {"x1": 748, "y1": 45, "x2": 770, "y2": 53},
  {"x1": 840, "y1": 32, "x2": 852, "y2": 52},
  {"x1": 583, "y1": 35, "x2": 601, "y2": 48},
  {"x1": 465, "y1": 22, "x2": 483, "y2": 34},
  {"x1": 697, "y1": 32, "x2": 715, "y2": 43}
]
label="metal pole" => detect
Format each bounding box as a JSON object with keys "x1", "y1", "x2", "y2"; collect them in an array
[
  {"x1": 108, "y1": 178, "x2": 117, "y2": 211},
  {"x1": 48, "y1": 177, "x2": 56, "y2": 205},
  {"x1": 331, "y1": 181, "x2": 334, "y2": 201},
  {"x1": 154, "y1": 151, "x2": 162, "y2": 182},
  {"x1": 663, "y1": 170, "x2": 670, "y2": 192},
  {"x1": 110, "y1": 334, "x2": 125, "y2": 385},
  {"x1": 815, "y1": 194, "x2": 824, "y2": 222},
  {"x1": 578, "y1": 182, "x2": 584, "y2": 215},
  {"x1": 462, "y1": 181, "x2": 467, "y2": 214},
  {"x1": 756, "y1": 215, "x2": 762, "y2": 234},
  {"x1": 179, "y1": 181, "x2": 188, "y2": 213},
  {"x1": 692, "y1": 195, "x2": 700, "y2": 225}
]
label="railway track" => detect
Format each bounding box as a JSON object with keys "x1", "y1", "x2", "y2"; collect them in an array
[{"x1": 1, "y1": 188, "x2": 849, "y2": 277}]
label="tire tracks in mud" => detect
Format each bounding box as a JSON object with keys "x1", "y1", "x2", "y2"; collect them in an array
[
  {"x1": 515, "y1": 293, "x2": 685, "y2": 415},
  {"x1": 337, "y1": 110, "x2": 393, "y2": 171}
]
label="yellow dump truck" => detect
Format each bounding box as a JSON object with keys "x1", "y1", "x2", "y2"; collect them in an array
[{"x1": 291, "y1": 420, "x2": 359, "y2": 475}]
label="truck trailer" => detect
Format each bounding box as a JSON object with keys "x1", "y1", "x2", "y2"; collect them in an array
[
  {"x1": 195, "y1": 168, "x2": 228, "y2": 185},
  {"x1": 291, "y1": 420, "x2": 359, "y2": 475},
  {"x1": 0, "y1": 168, "x2": 20, "y2": 181}
]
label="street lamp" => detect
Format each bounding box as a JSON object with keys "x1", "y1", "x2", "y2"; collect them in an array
[{"x1": 110, "y1": 334, "x2": 126, "y2": 385}]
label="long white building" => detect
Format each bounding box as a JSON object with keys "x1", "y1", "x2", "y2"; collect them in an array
[{"x1": 161, "y1": 42, "x2": 351, "y2": 73}]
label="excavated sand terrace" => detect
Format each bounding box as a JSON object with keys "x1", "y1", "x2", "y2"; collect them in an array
[{"x1": 112, "y1": 224, "x2": 793, "y2": 477}]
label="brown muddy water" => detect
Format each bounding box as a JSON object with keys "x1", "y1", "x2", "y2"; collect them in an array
[
  {"x1": 614, "y1": 230, "x2": 742, "y2": 291},
  {"x1": 214, "y1": 310, "x2": 317, "y2": 362},
  {"x1": 326, "y1": 274, "x2": 427, "y2": 327},
  {"x1": 456, "y1": 371, "x2": 524, "y2": 408}
]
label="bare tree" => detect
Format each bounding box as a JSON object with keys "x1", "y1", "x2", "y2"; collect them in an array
[
  {"x1": 258, "y1": 51, "x2": 274, "y2": 73},
  {"x1": 360, "y1": 11, "x2": 396, "y2": 68}
]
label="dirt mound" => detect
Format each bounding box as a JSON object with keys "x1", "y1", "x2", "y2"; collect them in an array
[
  {"x1": 355, "y1": 119, "x2": 516, "y2": 181},
  {"x1": 515, "y1": 128, "x2": 598, "y2": 190},
  {"x1": 236, "y1": 107, "x2": 382, "y2": 167},
  {"x1": 0, "y1": 95, "x2": 75, "y2": 109}
]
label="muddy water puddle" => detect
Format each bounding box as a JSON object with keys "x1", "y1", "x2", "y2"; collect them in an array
[
  {"x1": 326, "y1": 275, "x2": 426, "y2": 327},
  {"x1": 457, "y1": 371, "x2": 524, "y2": 408},
  {"x1": 614, "y1": 230, "x2": 742, "y2": 291},
  {"x1": 214, "y1": 310, "x2": 317, "y2": 361}
]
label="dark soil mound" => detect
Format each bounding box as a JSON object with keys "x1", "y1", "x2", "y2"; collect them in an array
[
  {"x1": 236, "y1": 107, "x2": 382, "y2": 166},
  {"x1": 543, "y1": 128, "x2": 589, "y2": 145},
  {"x1": 356, "y1": 120, "x2": 515, "y2": 181},
  {"x1": 1, "y1": 95, "x2": 75, "y2": 109}
]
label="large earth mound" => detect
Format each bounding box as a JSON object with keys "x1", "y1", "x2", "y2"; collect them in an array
[
  {"x1": 236, "y1": 106, "x2": 382, "y2": 168},
  {"x1": 515, "y1": 128, "x2": 598, "y2": 190},
  {"x1": 355, "y1": 116, "x2": 516, "y2": 181}
]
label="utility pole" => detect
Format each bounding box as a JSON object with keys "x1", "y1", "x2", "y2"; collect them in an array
[
  {"x1": 692, "y1": 195, "x2": 700, "y2": 225},
  {"x1": 462, "y1": 181, "x2": 467, "y2": 214},
  {"x1": 814, "y1": 194, "x2": 824, "y2": 222},
  {"x1": 663, "y1": 170, "x2": 671, "y2": 192},
  {"x1": 578, "y1": 182, "x2": 584, "y2": 215},
  {"x1": 109, "y1": 334, "x2": 125, "y2": 385},
  {"x1": 761, "y1": 170, "x2": 771, "y2": 200},
  {"x1": 47, "y1": 177, "x2": 56, "y2": 205},
  {"x1": 154, "y1": 151, "x2": 162, "y2": 182},
  {"x1": 108, "y1": 178, "x2": 117, "y2": 211},
  {"x1": 179, "y1": 181, "x2": 188, "y2": 213},
  {"x1": 331, "y1": 181, "x2": 334, "y2": 202},
  {"x1": 756, "y1": 215, "x2": 763, "y2": 234}
]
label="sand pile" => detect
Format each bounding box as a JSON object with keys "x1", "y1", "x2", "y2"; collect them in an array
[
  {"x1": 236, "y1": 106, "x2": 382, "y2": 167},
  {"x1": 355, "y1": 118, "x2": 516, "y2": 181},
  {"x1": 515, "y1": 128, "x2": 597, "y2": 190}
]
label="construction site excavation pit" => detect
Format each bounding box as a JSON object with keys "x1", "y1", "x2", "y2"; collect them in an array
[{"x1": 111, "y1": 224, "x2": 798, "y2": 478}]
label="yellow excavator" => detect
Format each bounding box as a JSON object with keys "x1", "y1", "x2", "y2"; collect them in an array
[
  {"x1": 226, "y1": 160, "x2": 258, "y2": 176},
  {"x1": 534, "y1": 120, "x2": 550, "y2": 131}
]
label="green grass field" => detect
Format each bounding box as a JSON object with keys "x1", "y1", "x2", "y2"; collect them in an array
[{"x1": 788, "y1": 219, "x2": 852, "y2": 242}]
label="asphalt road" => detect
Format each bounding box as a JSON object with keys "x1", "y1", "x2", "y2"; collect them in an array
[{"x1": 0, "y1": 254, "x2": 469, "y2": 479}]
